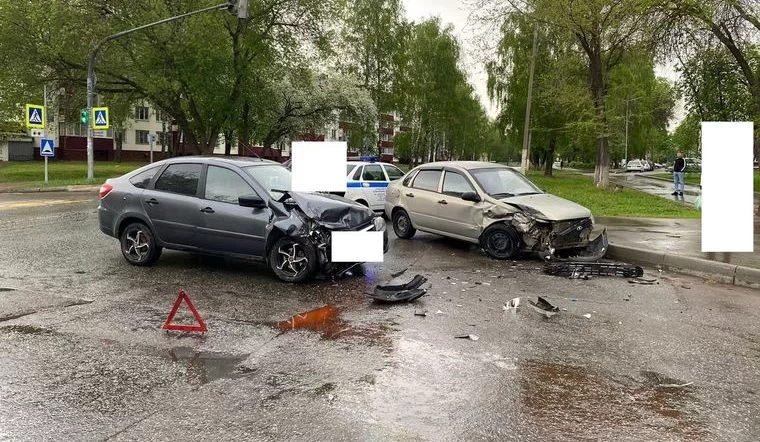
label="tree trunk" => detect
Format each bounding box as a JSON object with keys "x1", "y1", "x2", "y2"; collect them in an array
[
  {"x1": 224, "y1": 129, "x2": 234, "y2": 156},
  {"x1": 544, "y1": 133, "x2": 555, "y2": 176},
  {"x1": 241, "y1": 102, "x2": 251, "y2": 146},
  {"x1": 589, "y1": 49, "x2": 610, "y2": 189},
  {"x1": 114, "y1": 129, "x2": 122, "y2": 163}
]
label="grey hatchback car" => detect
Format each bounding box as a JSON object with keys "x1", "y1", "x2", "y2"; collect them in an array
[{"x1": 98, "y1": 156, "x2": 388, "y2": 282}]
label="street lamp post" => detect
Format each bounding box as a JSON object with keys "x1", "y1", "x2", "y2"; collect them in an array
[{"x1": 85, "y1": 1, "x2": 242, "y2": 179}]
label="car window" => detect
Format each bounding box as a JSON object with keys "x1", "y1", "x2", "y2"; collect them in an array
[
  {"x1": 469, "y1": 167, "x2": 541, "y2": 197},
  {"x1": 243, "y1": 164, "x2": 291, "y2": 199},
  {"x1": 412, "y1": 169, "x2": 441, "y2": 192},
  {"x1": 362, "y1": 164, "x2": 385, "y2": 181},
  {"x1": 402, "y1": 170, "x2": 417, "y2": 187},
  {"x1": 347, "y1": 165, "x2": 356, "y2": 176},
  {"x1": 129, "y1": 165, "x2": 161, "y2": 189},
  {"x1": 352, "y1": 166, "x2": 363, "y2": 180},
  {"x1": 384, "y1": 165, "x2": 405, "y2": 181},
  {"x1": 154, "y1": 163, "x2": 202, "y2": 196},
  {"x1": 442, "y1": 171, "x2": 475, "y2": 197},
  {"x1": 204, "y1": 166, "x2": 254, "y2": 204}
]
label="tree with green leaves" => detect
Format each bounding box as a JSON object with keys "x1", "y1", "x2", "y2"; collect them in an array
[{"x1": 476, "y1": 0, "x2": 660, "y2": 187}]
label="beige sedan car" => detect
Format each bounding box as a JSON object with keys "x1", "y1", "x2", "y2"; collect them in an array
[{"x1": 384, "y1": 161, "x2": 606, "y2": 260}]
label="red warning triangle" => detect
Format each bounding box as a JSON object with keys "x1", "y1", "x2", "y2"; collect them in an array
[{"x1": 162, "y1": 290, "x2": 208, "y2": 332}]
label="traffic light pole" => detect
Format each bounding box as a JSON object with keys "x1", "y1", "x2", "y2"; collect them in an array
[{"x1": 85, "y1": 2, "x2": 231, "y2": 179}]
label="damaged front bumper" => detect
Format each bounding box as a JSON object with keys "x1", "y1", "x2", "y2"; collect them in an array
[{"x1": 509, "y1": 212, "x2": 608, "y2": 262}]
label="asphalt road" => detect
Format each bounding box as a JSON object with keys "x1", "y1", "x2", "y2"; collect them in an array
[{"x1": 2, "y1": 192, "x2": 760, "y2": 441}]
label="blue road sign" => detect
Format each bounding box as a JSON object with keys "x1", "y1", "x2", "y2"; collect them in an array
[
  {"x1": 92, "y1": 107, "x2": 110, "y2": 129},
  {"x1": 40, "y1": 138, "x2": 55, "y2": 157}
]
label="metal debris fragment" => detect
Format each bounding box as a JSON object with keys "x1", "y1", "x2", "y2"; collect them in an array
[
  {"x1": 582, "y1": 314, "x2": 591, "y2": 319},
  {"x1": 657, "y1": 381, "x2": 694, "y2": 388},
  {"x1": 528, "y1": 297, "x2": 560, "y2": 318},
  {"x1": 455, "y1": 334, "x2": 479, "y2": 341}
]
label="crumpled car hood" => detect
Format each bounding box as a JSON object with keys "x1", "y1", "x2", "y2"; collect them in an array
[
  {"x1": 497, "y1": 193, "x2": 591, "y2": 221},
  {"x1": 287, "y1": 192, "x2": 375, "y2": 230}
]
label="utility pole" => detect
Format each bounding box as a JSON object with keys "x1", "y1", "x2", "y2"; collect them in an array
[
  {"x1": 43, "y1": 84, "x2": 48, "y2": 183},
  {"x1": 86, "y1": 1, "x2": 245, "y2": 179},
  {"x1": 521, "y1": 28, "x2": 538, "y2": 173}
]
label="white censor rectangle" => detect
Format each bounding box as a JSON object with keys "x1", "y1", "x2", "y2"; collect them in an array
[
  {"x1": 291, "y1": 141, "x2": 347, "y2": 192},
  {"x1": 701, "y1": 121, "x2": 754, "y2": 252},
  {"x1": 331, "y1": 231, "x2": 384, "y2": 262}
]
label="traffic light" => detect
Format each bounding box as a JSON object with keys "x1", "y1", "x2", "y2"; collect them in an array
[
  {"x1": 226, "y1": 0, "x2": 249, "y2": 19},
  {"x1": 80, "y1": 109, "x2": 89, "y2": 125}
]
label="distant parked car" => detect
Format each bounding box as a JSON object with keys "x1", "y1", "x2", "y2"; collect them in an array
[
  {"x1": 345, "y1": 160, "x2": 406, "y2": 211},
  {"x1": 98, "y1": 156, "x2": 388, "y2": 282},
  {"x1": 626, "y1": 160, "x2": 646, "y2": 172}
]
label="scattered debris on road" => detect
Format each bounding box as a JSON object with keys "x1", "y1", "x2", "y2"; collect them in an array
[
  {"x1": 582, "y1": 314, "x2": 592, "y2": 319},
  {"x1": 544, "y1": 261, "x2": 644, "y2": 279},
  {"x1": 657, "y1": 381, "x2": 694, "y2": 388},
  {"x1": 414, "y1": 311, "x2": 428, "y2": 317},
  {"x1": 628, "y1": 277, "x2": 658, "y2": 285},
  {"x1": 504, "y1": 297, "x2": 521, "y2": 312},
  {"x1": 528, "y1": 297, "x2": 559, "y2": 318},
  {"x1": 370, "y1": 275, "x2": 428, "y2": 303},
  {"x1": 455, "y1": 334, "x2": 479, "y2": 341}
]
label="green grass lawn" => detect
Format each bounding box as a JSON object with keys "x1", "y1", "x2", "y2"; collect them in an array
[
  {"x1": 528, "y1": 171, "x2": 700, "y2": 219},
  {"x1": 652, "y1": 171, "x2": 760, "y2": 191},
  {"x1": 0, "y1": 161, "x2": 146, "y2": 189}
]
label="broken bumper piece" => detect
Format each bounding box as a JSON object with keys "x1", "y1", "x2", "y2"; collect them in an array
[
  {"x1": 543, "y1": 261, "x2": 644, "y2": 278},
  {"x1": 370, "y1": 275, "x2": 428, "y2": 303},
  {"x1": 539, "y1": 228, "x2": 608, "y2": 262}
]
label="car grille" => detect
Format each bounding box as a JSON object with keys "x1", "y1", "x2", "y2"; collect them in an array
[{"x1": 553, "y1": 218, "x2": 593, "y2": 236}]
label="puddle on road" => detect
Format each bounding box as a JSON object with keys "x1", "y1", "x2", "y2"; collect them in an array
[
  {"x1": 518, "y1": 360, "x2": 708, "y2": 439},
  {"x1": 274, "y1": 304, "x2": 392, "y2": 348},
  {"x1": 166, "y1": 346, "x2": 249, "y2": 386}
]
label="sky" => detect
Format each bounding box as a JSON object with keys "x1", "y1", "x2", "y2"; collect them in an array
[{"x1": 401, "y1": 0, "x2": 686, "y2": 130}]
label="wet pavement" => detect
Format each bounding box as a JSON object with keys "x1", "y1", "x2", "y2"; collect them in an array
[
  {"x1": 600, "y1": 216, "x2": 760, "y2": 268},
  {"x1": 2, "y1": 192, "x2": 760, "y2": 440}
]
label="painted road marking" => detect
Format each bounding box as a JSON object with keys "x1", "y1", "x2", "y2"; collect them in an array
[{"x1": 0, "y1": 199, "x2": 92, "y2": 211}]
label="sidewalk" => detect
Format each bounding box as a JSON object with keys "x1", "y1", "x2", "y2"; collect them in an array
[{"x1": 599, "y1": 216, "x2": 760, "y2": 288}]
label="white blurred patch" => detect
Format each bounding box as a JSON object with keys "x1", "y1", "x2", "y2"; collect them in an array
[
  {"x1": 291, "y1": 141, "x2": 347, "y2": 192},
  {"x1": 701, "y1": 121, "x2": 754, "y2": 252},
  {"x1": 331, "y1": 231, "x2": 384, "y2": 262}
]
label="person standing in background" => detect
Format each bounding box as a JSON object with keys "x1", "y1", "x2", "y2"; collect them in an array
[{"x1": 672, "y1": 151, "x2": 686, "y2": 196}]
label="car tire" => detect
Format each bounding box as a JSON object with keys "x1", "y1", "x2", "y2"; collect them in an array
[
  {"x1": 480, "y1": 224, "x2": 520, "y2": 260},
  {"x1": 120, "y1": 222, "x2": 162, "y2": 266},
  {"x1": 269, "y1": 236, "x2": 318, "y2": 283},
  {"x1": 392, "y1": 209, "x2": 416, "y2": 239}
]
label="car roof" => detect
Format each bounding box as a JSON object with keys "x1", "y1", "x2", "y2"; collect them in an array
[
  {"x1": 153, "y1": 156, "x2": 279, "y2": 167},
  {"x1": 347, "y1": 161, "x2": 398, "y2": 167},
  {"x1": 415, "y1": 161, "x2": 510, "y2": 171}
]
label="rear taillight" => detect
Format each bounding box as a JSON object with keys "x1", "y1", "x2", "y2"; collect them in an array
[{"x1": 99, "y1": 182, "x2": 113, "y2": 200}]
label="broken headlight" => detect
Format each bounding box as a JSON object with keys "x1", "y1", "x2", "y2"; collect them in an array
[{"x1": 373, "y1": 216, "x2": 387, "y2": 232}]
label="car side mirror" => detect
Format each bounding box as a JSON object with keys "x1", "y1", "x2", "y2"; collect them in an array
[
  {"x1": 461, "y1": 191, "x2": 481, "y2": 203},
  {"x1": 239, "y1": 194, "x2": 266, "y2": 208}
]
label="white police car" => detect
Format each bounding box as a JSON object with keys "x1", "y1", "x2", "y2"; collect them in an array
[{"x1": 346, "y1": 160, "x2": 406, "y2": 211}]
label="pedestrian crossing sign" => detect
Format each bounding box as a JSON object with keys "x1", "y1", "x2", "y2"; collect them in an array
[
  {"x1": 25, "y1": 104, "x2": 45, "y2": 129},
  {"x1": 92, "y1": 107, "x2": 110, "y2": 129},
  {"x1": 40, "y1": 138, "x2": 55, "y2": 157}
]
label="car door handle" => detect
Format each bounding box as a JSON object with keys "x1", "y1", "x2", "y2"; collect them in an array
[
  {"x1": 438, "y1": 200, "x2": 448, "y2": 205},
  {"x1": 145, "y1": 198, "x2": 159, "y2": 205},
  {"x1": 200, "y1": 207, "x2": 215, "y2": 214},
  {"x1": 405, "y1": 193, "x2": 414, "y2": 197}
]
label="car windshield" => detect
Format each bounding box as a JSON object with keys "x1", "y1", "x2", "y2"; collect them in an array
[
  {"x1": 243, "y1": 164, "x2": 291, "y2": 199},
  {"x1": 469, "y1": 167, "x2": 542, "y2": 197}
]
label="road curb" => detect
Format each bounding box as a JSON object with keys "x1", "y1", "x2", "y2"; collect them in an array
[{"x1": 607, "y1": 244, "x2": 760, "y2": 289}]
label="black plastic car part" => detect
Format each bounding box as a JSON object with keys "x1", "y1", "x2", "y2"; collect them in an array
[
  {"x1": 543, "y1": 261, "x2": 644, "y2": 278},
  {"x1": 370, "y1": 275, "x2": 428, "y2": 303}
]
